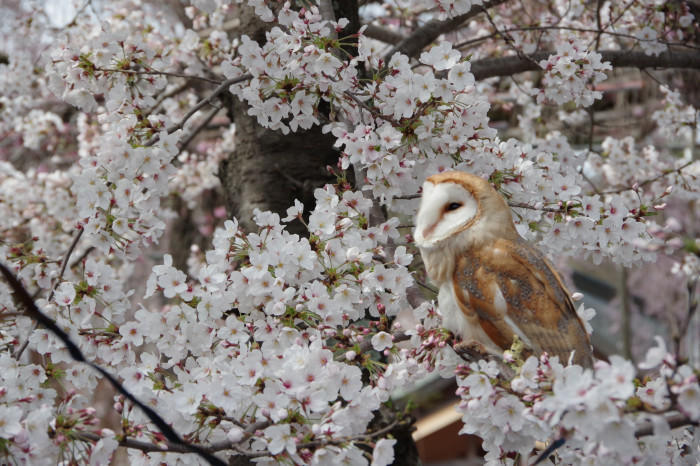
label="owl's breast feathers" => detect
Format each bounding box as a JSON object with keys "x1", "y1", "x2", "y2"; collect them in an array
[{"x1": 451, "y1": 237, "x2": 593, "y2": 368}]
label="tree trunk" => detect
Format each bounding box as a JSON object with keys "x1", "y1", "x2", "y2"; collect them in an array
[
  {"x1": 219, "y1": 97, "x2": 338, "y2": 234},
  {"x1": 218, "y1": 3, "x2": 422, "y2": 464},
  {"x1": 218, "y1": 3, "x2": 338, "y2": 234}
]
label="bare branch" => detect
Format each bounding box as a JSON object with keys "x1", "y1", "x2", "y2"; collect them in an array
[
  {"x1": 383, "y1": 0, "x2": 509, "y2": 61},
  {"x1": 145, "y1": 74, "x2": 252, "y2": 147},
  {"x1": 415, "y1": 280, "x2": 438, "y2": 294},
  {"x1": 13, "y1": 227, "x2": 84, "y2": 360},
  {"x1": 393, "y1": 193, "x2": 421, "y2": 200},
  {"x1": 598, "y1": 160, "x2": 697, "y2": 195},
  {"x1": 363, "y1": 24, "x2": 406, "y2": 45},
  {"x1": 479, "y1": 4, "x2": 542, "y2": 71},
  {"x1": 96, "y1": 67, "x2": 221, "y2": 84},
  {"x1": 472, "y1": 50, "x2": 700, "y2": 81},
  {"x1": 395, "y1": 195, "x2": 574, "y2": 214},
  {"x1": 227, "y1": 417, "x2": 402, "y2": 457},
  {"x1": 176, "y1": 104, "x2": 223, "y2": 156},
  {"x1": 635, "y1": 412, "x2": 699, "y2": 438},
  {"x1": 145, "y1": 82, "x2": 190, "y2": 118},
  {"x1": 507, "y1": 201, "x2": 572, "y2": 213},
  {"x1": 69, "y1": 246, "x2": 95, "y2": 269},
  {"x1": 49, "y1": 228, "x2": 85, "y2": 303},
  {"x1": 76, "y1": 432, "x2": 191, "y2": 454}
]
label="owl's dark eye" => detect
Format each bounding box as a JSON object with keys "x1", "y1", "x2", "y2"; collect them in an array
[{"x1": 446, "y1": 202, "x2": 462, "y2": 212}]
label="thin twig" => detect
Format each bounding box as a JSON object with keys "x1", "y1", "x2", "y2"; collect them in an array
[
  {"x1": 274, "y1": 164, "x2": 306, "y2": 189},
  {"x1": 145, "y1": 74, "x2": 252, "y2": 147},
  {"x1": 384, "y1": 0, "x2": 508, "y2": 61},
  {"x1": 479, "y1": 5, "x2": 542, "y2": 71},
  {"x1": 339, "y1": 331, "x2": 410, "y2": 362},
  {"x1": 13, "y1": 228, "x2": 84, "y2": 360},
  {"x1": 674, "y1": 279, "x2": 698, "y2": 359},
  {"x1": 362, "y1": 24, "x2": 406, "y2": 45},
  {"x1": 416, "y1": 280, "x2": 438, "y2": 294},
  {"x1": 176, "y1": 104, "x2": 223, "y2": 156},
  {"x1": 594, "y1": 0, "x2": 604, "y2": 50},
  {"x1": 0, "y1": 263, "x2": 227, "y2": 466},
  {"x1": 600, "y1": 161, "x2": 696, "y2": 195},
  {"x1": 620, "y1": 267, "x2": 633, "y2": 362},
  {"x1": 70, "y1": 246, "x2": 95, "y2": 269},
  {"x1": 144, "y1": 82, "x2": 190, "y2": 118},
  {"x1": 342, "y1": 91, "x2": 394, "y2": 124},
  {"x1": 97, "y1": 67, "x2": 221, "y2": 84},
  {"x1": 76, "y1": 432, "x2": 191, "y2": 453},
  {"x1": 51, "y1": 0, "x2": 92, "y2": 30},
  {"x1": 507, "y1": 201, "x2": 570, "y2": 213},
  {"x1": 580, "y1": 169, "x2": 602, "y2": 196},
  {"x1": 587, "y1": 107, "x2": 596, "y2": 153}
]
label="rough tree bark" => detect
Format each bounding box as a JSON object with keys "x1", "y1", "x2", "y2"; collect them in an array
[
  {"x1": 218, "y1": 3, "x2": 422, "y2": 464},
  {"x1": 218, "y1": 4, "x2": 338, "y2": 235}
]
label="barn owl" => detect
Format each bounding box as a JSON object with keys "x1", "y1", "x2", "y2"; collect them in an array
[{"x1": 414, "y1": 171, "x2": 593, "y2": 367}]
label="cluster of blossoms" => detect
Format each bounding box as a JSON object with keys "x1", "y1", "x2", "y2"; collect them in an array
[
  {"x1": 498, "y1": 1, "x2": 697, "y2": 58},
  {"x1": 617, "y1": 1, "x2": 697, "y2": 56},
  {"x1": 534, "y1": 41, "x2": 612, "y2": 107},
  {"x1": 653, "y1": 85, "x2": 698, "y2": 141},
  {"x1": 11, "y1": 187, "x2": 425, "y2": 464},
  {"x1": 456, "y1": 341, "x2": 700, "y2": 464},
  {"x1": 0, "y1": 0, "x2": 698, "y2": 465}
]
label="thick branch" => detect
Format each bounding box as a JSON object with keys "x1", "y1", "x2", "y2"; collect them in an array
[
  {"x1": 472, "y1": 50, "x2": 700, "y2": 81},
  {"x1": 383, "y1": 0, "x2": 509, "y2": 61},
  {"x1": 635, "y1": 412, "x2": 699, "y2": 437},
  {"x1": 363, "y1": 24, "x2": 405, "y2": 45}
]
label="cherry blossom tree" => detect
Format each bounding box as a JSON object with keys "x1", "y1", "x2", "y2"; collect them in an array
[{"x1": 0, "y1": 0, "x2": 698, "y2": 465}]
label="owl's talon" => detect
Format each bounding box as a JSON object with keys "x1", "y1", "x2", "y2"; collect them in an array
[
  {"x1": 453, "y1": 340, "x2": 489, "y2": 360},
  {"x1": 453, "y1": 340, "x2": 515, "y2": 378}
]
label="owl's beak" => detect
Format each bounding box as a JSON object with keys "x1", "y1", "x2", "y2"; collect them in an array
[{"x1": 421, "y1": 222, "x2": 437, "y2": 241}]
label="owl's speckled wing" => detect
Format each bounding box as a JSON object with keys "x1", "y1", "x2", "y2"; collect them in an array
[{"x1": 452, "y1": 237, "x2": 593, "y2": 367}]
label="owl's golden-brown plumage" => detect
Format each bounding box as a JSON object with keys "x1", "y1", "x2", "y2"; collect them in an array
[{"x1": 414, "y1": 171, "x2": 593, "y2": 367}]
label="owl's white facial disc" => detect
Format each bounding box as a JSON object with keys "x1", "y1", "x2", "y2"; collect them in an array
[{"x1": 414, "y1": 181, "x2": 479, "y2": 247}]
